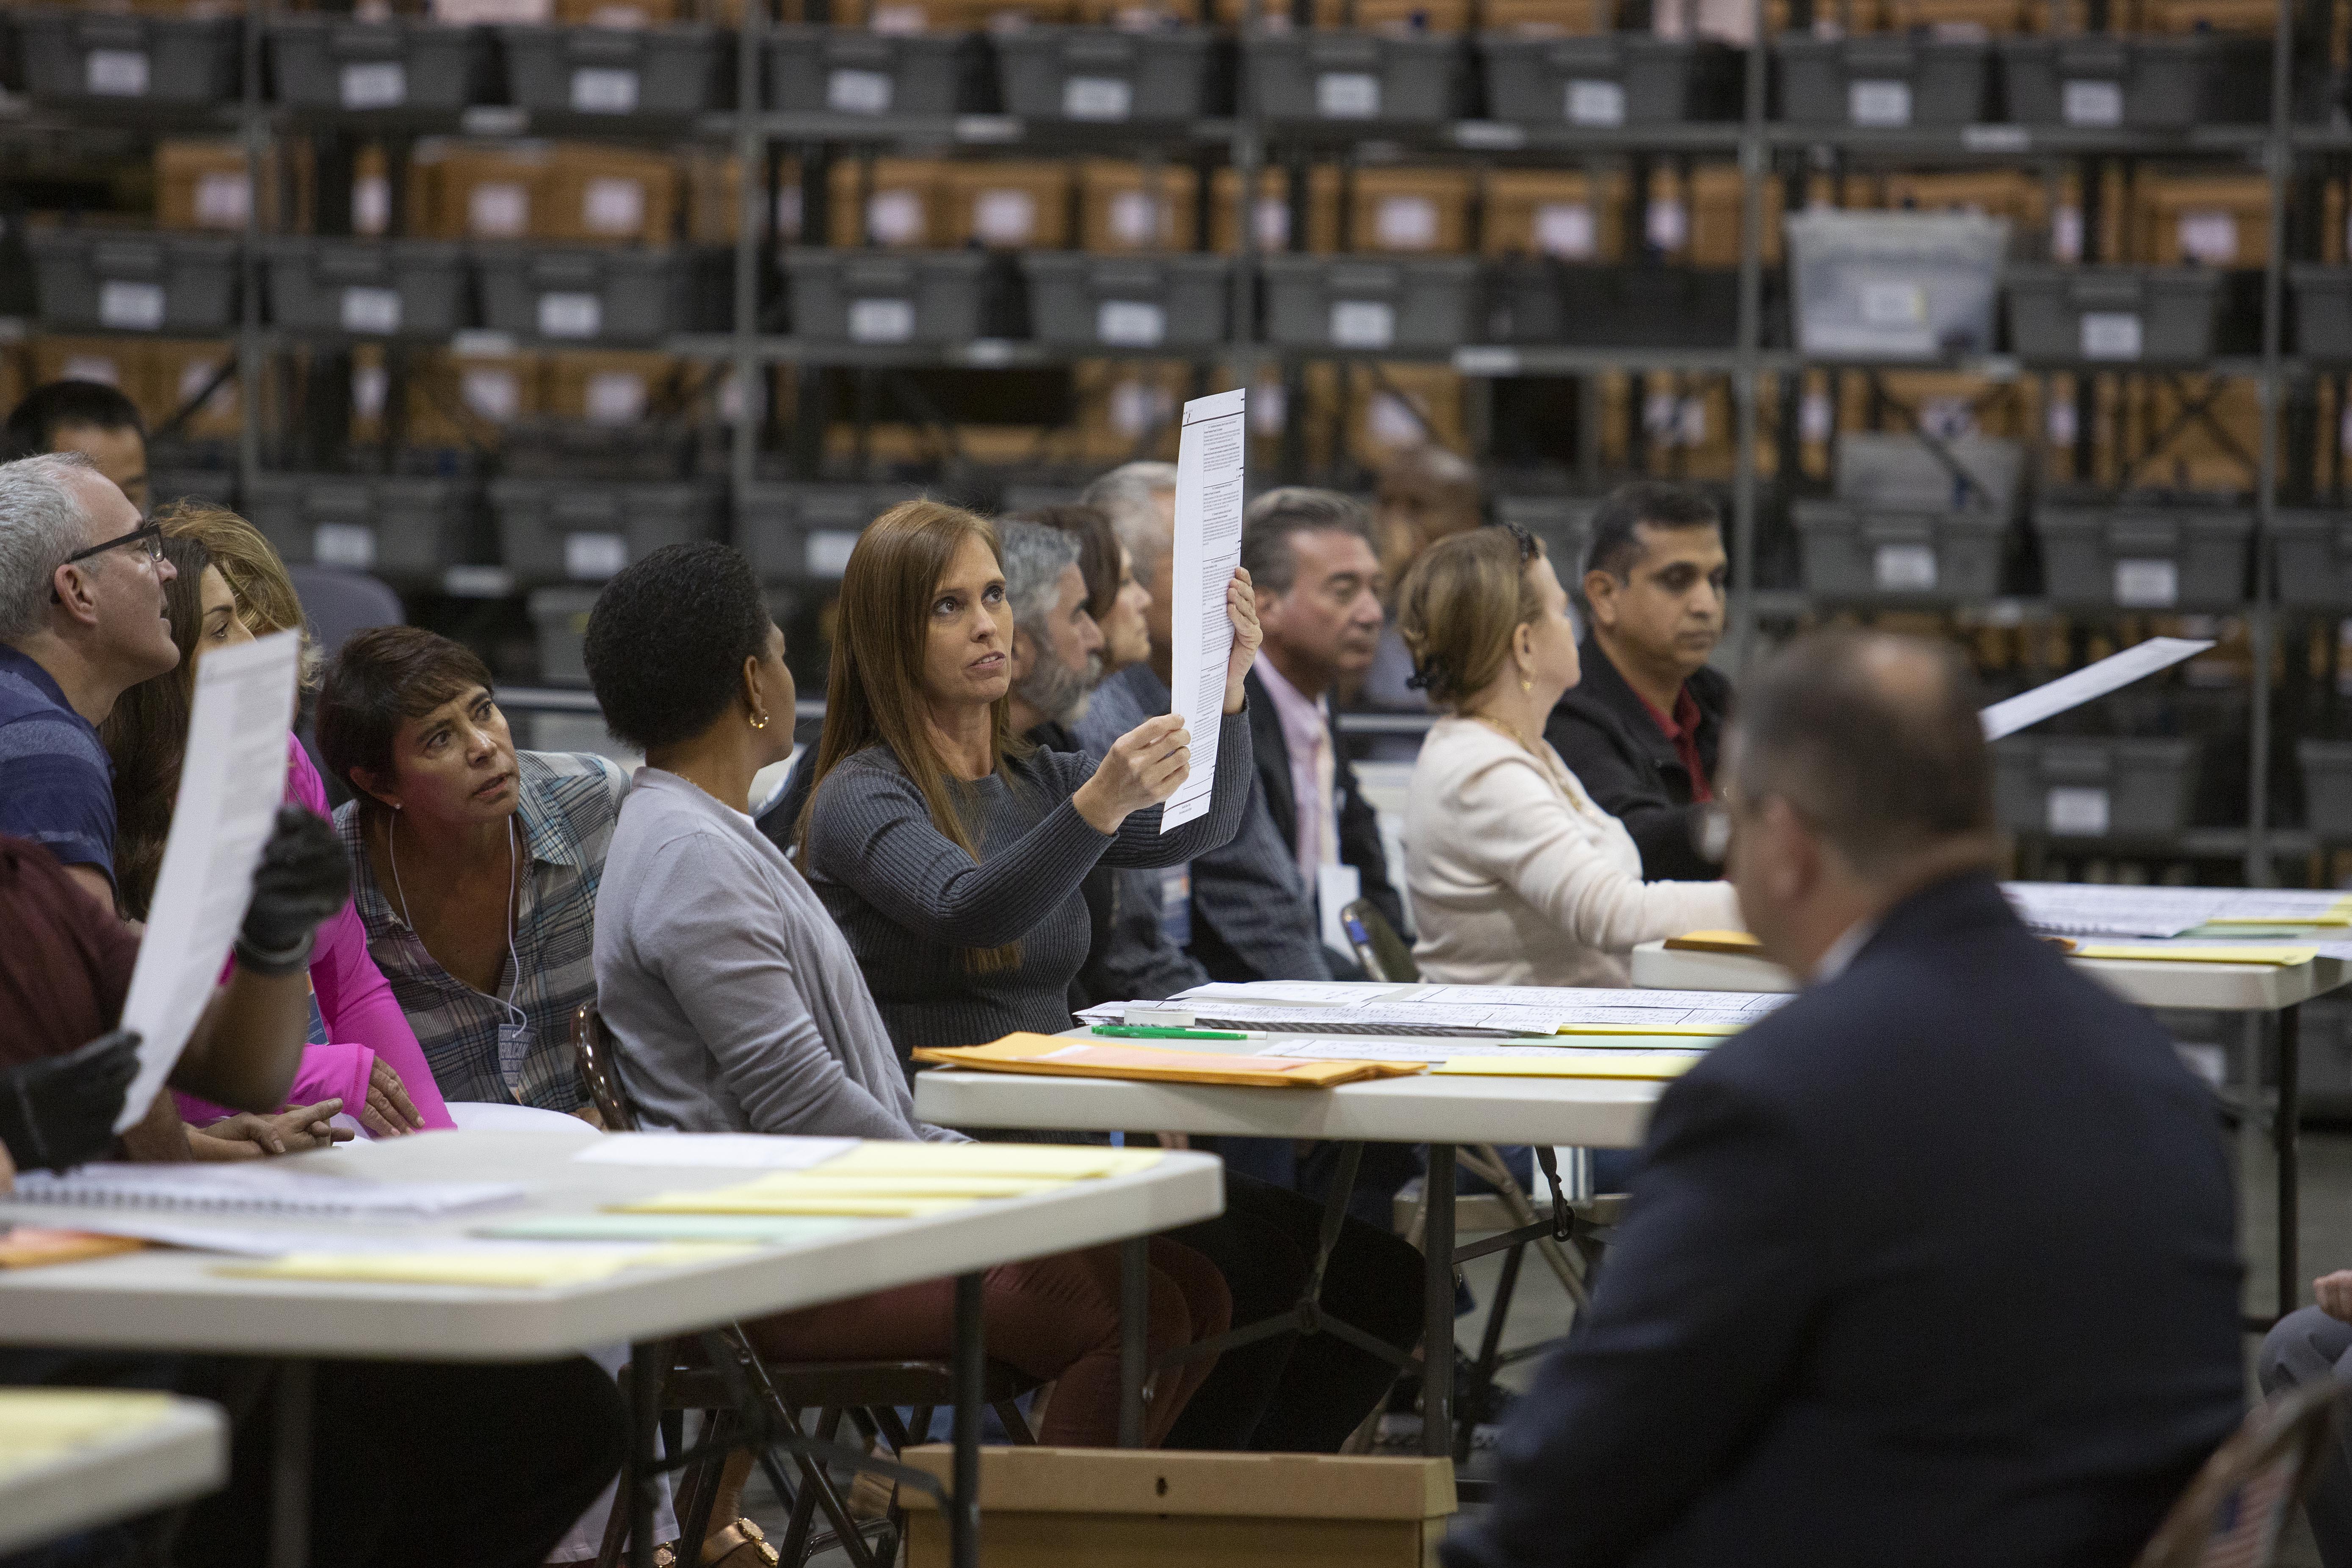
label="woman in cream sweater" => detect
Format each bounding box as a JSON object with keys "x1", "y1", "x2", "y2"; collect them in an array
[{"x1": 1398, "y1": 525, "x2": 1741, "y2": 987}]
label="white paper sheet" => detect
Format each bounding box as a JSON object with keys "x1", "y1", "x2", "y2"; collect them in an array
[
  {"x1": 1979, "y1": 636, "x2": 2214, "y2": 741},
  {"x1": 114, "y1": 631, "x2": 303, "y2": 1133},
  {"x1": 2002, "y1": 882, "x2": 2352, "y2": 938},
  {"x1": 572, "y1": 1134, "x2": 858, "y2": 1170},
  {"x1": 1167, "y1": 981, "x2": 1414, "y2": 1007},
  {"x1": 1256, "y1": 1038, "x2": 1708, "y2": 1064},
  {"x1": 1401, "y1": 984, "x2": 1789, "y2": 1016},
  {"x1": 1164, "y1": 387, "x2": 1246, "y2": 831}
]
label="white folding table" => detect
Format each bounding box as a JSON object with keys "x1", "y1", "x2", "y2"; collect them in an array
[
  {"x1": 0, "y1": 1129, "x2": 1223, "y2": 1568},
  {"x1": 0, "y1": 1390, "x2": 227, "y2": 1556}
]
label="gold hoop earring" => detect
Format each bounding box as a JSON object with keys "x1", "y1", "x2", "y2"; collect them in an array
[{"x1": 749, "y1": 711, "x2": 769, "y2": 731}]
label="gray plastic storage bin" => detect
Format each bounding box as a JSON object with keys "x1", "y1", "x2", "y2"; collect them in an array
[
  {"x1": 243, "y1": 473, "x2": 469, "y2": 580},
  {"x1": 1480, "y1": 35, "x2": 1738, "y2": 126},
  {"x1": 782, "y1": 249, "x2": 992, "y2": 346},
  {"x1": 499, "y1": 24, "x2": 732, "y2": 116},
  {"x1": 737, "y1": 482, "x2": 923, "y2": 580},
  {"x1": 2301, "y1": 741, "x2": 2352, "y2": 836},
  {"x1": 1021, "y1": 254, "x2": 1231, "y2": 350},
  {"x1": 529, "y1": 587, "x2": 600, "y2": 686},
  {"x1": 1244, "y1": 30, "x2": 1468, "y2": 124},
  {"x1": 2294, "y1": 266, "x2": 2352, "y2": 360},
  {"x1": 2006, "y1": 267, "x2": 2221, "y2": 366},
  {"x1": 1260, "y1": 255, "x2": 1478, "y2": 353},
  {"x1": 15, "y1": 9, "x2": 240, "y2": 104},
  {"x1": 1784, "y1": 210, "x2": 2006, "y2": 359},
  {"x1": 476, "y1": 246, "x2": 724, "y2": 345},
  {"x1": 1791, "y1": 499, "x2": 2006, "y2": 598},
  {"x1": 1835, "y1": 431, "x2": 2024, "y2": 512},
  {"x1": 1993, "y1": 736, "x2": 2199, "y2": 838},
  {"x1": 28, "y1": 230, "x2": 240, "y2": 335},
  {"x1": 2269, "y1": 512, "x2": 2352, "y2": 606},
  {"x1": 766, "y1": 27, "x2": 981, "y2": 116},
  {"x1": 492, "y1": 478, "x2": 719, "y2": 584},
  {"x1": 1774, "y1": 34, "x2": 1990, "y2": 127},
  {"x1": 2036, "y1": 503, "x2": 2251, "y2": 607},
  {"x1": 995, "y1": 27, "x2": 1221, "y2": 121},
  {"x1": 1495, "y1": 494, "x2": 1597, "y2": 578},
  {"x1": 265, "y1": 18, "x2": 493, "y2": 112},
  {"x1": 264, "y1": 238, "x2": 471, "y2": 338},
  {"x1": 1998, "y1": 35, "x2": 2270, "y2": 130}
]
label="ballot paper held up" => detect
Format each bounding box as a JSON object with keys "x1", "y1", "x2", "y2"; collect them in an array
[
  {"x1": 1979, "y1": 636, "x2": 2213, "y2": 741},
  {"x1": 1164, "y1": 387, "x2": 1246, "y2": 831},
  {"x1": 114, "y1": 630, "x2": 302, "y2": 1133}
]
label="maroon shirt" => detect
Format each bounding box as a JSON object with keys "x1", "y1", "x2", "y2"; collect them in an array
[
  {"x1": 0, "y1": 833, "x2": 139, "y2": 1071},
  {"x1": 1636, "y1": 686, "x2": 1715, "y2": 805}
]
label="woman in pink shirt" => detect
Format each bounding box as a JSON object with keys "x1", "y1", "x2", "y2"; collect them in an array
[{"x1": 104, "y1": 507, "x2": 451, "y2": 1138}]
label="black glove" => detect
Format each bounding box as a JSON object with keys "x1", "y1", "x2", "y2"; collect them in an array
[
  {"x1": 0, "y1": 1030, "x2": 140, "y2": 1173},
  {"x1": 236, "y1": 805, "x2": 350, "y2": 977}
]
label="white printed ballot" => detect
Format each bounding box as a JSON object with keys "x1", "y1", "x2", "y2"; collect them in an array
[
  {"x1": 1164, "y1": 386, "x2": 1246, "y2": 831},
  {"x1": 114, "y1": 630, "x2": 302, "y2": 1132},
  {"x1": 1979, "y1": 636, "x2": 2213, "y2": 741}
]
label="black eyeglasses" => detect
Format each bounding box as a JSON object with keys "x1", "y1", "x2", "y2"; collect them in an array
[{"x1": 61, "y1": 521, "x2": 165, "y2": 569}]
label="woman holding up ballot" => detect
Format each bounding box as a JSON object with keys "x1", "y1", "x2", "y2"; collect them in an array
[{"x1": 1399, "y1": 524, "x2": 1741, "y2": 989}]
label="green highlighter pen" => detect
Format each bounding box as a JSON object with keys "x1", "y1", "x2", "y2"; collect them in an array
[{"x1": 1090, "y1": 1025, "x2": 1268, "y2": 1041}]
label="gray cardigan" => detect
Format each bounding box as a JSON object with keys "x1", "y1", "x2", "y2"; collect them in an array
[{"x1": 592, "y1": 766, "x2": 955, "y2": 1141}]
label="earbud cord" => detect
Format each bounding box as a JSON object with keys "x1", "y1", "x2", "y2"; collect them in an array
[{"x1": 389, "y1": 808, "x2": 527, "y2": 1032}]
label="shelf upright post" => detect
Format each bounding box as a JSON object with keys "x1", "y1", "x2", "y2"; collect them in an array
[
  {"x1": 732, "y1": 0, "x2": 769, "y2": 504},
  {"x1": 238, "y1": 0, "x2": 268, "y2": 494},
  {"x1": 2247, "y1": 0, "x2": 2295, "y2": 886},
  {"x1": 1726, "y1": 0, "x2": 1767, "y2": 671},
  {"x1": 1230, "y1": 0, "x2": 1268, "y2": 462}
]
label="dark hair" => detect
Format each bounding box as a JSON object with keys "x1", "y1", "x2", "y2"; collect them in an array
[
  {"x1": 1239, "y1": 488, "x2": 1376, "y2": 596},
  {"x1": 1584, "y1": 480, "x2": 1720, "y2": 583},
  {"x1": 1009, "y1": 503, "x2": 1120, "y2": 622},
  {"x1": 584, "y1": 542, "x2": 771, "y2": 754},
  {"x1": 4, "y1": 381, "x2": 147, "y2": 460},
  {"x1": 316, "y1": 625, "x2": 496, "y2": 812},
  {"x1": 100, "y1": 533, "x2": 213, "y2": 920},
  {"x1": 1727, "y1": 629, "x2": 1994, "y2": 879}
]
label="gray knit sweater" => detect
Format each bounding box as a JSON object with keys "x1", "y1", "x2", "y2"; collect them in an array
[
  {"x1": 805, "y1": 709, "x2": 1254, "y2": 1060},
  {"x1": 593, "y1": 766, "x2": 955, "y2": 1141}
]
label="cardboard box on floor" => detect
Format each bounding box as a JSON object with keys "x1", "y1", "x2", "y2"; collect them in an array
[{"x1": 901, "y1": 1448, "x2": 1456, "y2": 1568}]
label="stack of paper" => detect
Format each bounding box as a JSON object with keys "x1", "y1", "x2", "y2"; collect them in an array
[
  {"x1": 617, "y1": 1137, "x2": 1173, "y2": 1220},
  {"x1": 219, "y1": 1240, "x2": 757, "y2": 1289},
  {"x1": 0, "y1": 1391, "x2": 182, "y2": 1480},
  {"x1": 1259, "y1": 1039, "x2": 1705, "y2": 1079},
  {"x1": 912, "y1": 1033, "x2": 1427, "y2": 1087}
]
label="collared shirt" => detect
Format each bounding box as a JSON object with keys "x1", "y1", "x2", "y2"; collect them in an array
[
  {"x1": 1636, "y1": 683, "x2": 1714, "y2": 804},
  {"x1": 1810, "y1": 916, "x2": 1880, "y2": 986},
  {"x1": 337, "y1": 750, "x2": 628, "y2": 1111},
  {"x1": 1253, "y1": 653, "x2": 1339, "y2": 889},
  {"x1": 0, "y1": 644, "x2": 116, "y2": 882}
]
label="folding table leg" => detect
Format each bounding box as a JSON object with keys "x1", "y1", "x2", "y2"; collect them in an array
[
  {"x1": 952, "y1": 1272, "x2": 984, "y2": 1568},
  {"x1": 628, "y1": 1341, "x2": 664, "y2": 1568},
  {"x1": 268, "y1": 1358, "x2": 312, "y2": 1568},
  {"x1": 1423, "y1": 1144, "x2": 1456, "y2": 1460},
  {"x1": 1118, "y1": 1235, "x2": 1149, "y2": 1447}
]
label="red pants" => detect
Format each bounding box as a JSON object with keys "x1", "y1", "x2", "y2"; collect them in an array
[{"x1": 743, "y1": 1238, "x2": 1230, "y2": 1446}]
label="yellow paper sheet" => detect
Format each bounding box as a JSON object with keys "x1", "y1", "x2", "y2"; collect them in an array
[
  {"x1": 2205, "y1": 915, "x2": 2351, "y2": 928},
  {"x1": 821, "y1": 1141, "x2": 1163, "y2": 1180},
  {"x1": 732, "y1": 1173, "x2": 1068, "y2": 1199},
  {"x1": 0, "y1": 1391, "x2": 179, "y2": 1474},
  {"x1": 622, "y1": 1190, "x2": 978, "y2": 1218},
  {"x1": 1433, "y1": 1053, "x2": 1702, "y2": 1080},
  {"x1": 2074, "y1": 945, "x2": 2318, "y2": 966},
  {"x1": 218, "y1": 1242, "x2": 755, "y2": 1289},
  {"x1": 1553, "y1": 1023, "x2": 1744, "y2": 1038}
]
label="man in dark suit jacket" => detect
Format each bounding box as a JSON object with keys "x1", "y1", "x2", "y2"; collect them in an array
[
  {"x1": 1448, "y1": 630, "x2": 2243, "y2": 1568},
  {"x1": 1544, "y1": 481, "x2": 1732, "y2": 882}
]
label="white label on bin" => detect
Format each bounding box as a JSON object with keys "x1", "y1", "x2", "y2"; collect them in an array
[
  {"x1": 571, "y1": 66, "x2": 640, "y2": 113},
  {"x1": 1368, "y1": 391, "x2": 1423, "y2": 447},
  {"x1": 1255, "y1": 196, "x2": 1291, "y2": 249},
  {"x1": 1064, "y1": 77, "x2": 1132, "y2": 120},
  {"x1": 470, "y1": 183, "x2": 530, "y2": 237},
  {"x1": 849, "y1": 298, "x2": 916, "y2": 343},
  {"x1": 61, "y1": 354, "x2": 120, "y2": 386},
  {"x1": 194, "y1": 172, "x2": 250, "y2": 229},
  {"x1": 2080, "y1": 311, "x2": 2144, "y2": 360},
  {"x1": 2114, "y1": 557, "x2": 2179, "y2": 608},
  {"x1": 2052, "y1": 205, "x2": 2083, "y2": 262},
  {"x1": 1330, "y1": 300, "x2": 1395, "y2": 349},
  {"x1": 1874, "y1": 543, "x2": 1938, "y2": 591},
  {"x1": 828, "y1": 68, "x2": 893, "y2": 113},
  {"x1": 1849, "y1": 78, "x2": 1911, "y2": 127},
  {"x1": 1374, "y1": 195, "x2": 1438, "y2": 251},
  {"x1": 1645, "y1": 198, "x2": 1687, "y2": 252},
  {"x1": 539, "y1": 292, "x2": 603, "y2": 339},
  {"x1": 1316, "y1": 72, "x2": 1380, "y2": 118},
  {"x1": 1109, "y1": 191, "x2": 1161, "y2": 246},
  {"x1": 313, "y1": 523, "x2": 377, "y2": 571},
  {"x1": 1109, "y1": 378, "x2": 1172, "y2": 437},
  {"x1": 340, "y1": 61, "x2": 407, "y2": 109},
  {"x1": 973, "y1": 190, "x2": 1036, "y2": 245},
  {"x1": 2046, "y1": 785, "x2": 2110, "y2": 836},
  {"x1": 565, "y1": 532, "x2": 628, "y2": 580},
  {"x1": 2062, "y1": 78, "x2": 2123, "y2": 126},
  {"x1": 584, "y1": 178, "x2": 646, "y2": 235},
  {"x1": 462, "y1": 367, "x2": 520, "y2": 422},
  {"x1": 1534, "y1": 202, "x2": 1595, "y2": 259},
  {"x1": 445, "y1": 564, "x2": 513, "y2": 598},
  {"x1": 1565, "y1": 79, "x2": 1625, "y2": 126},
  {"x1": 2177, "y1": 210, "x2": 2237, "y2": 266},
  {"x1": 86, "y1": 50, "x2": 149, "y2": 96},
  {"x1": 98, "y1": 281, "x2": 165, "y2": 332},
  {"x1": 867, "y1": 191, "x2": 926, "y2": 246},
  {"x1": 1859, "y1": 281, "x2": 1927, "y2": 326},
  {"x1": 585, "y1": 371, "x2": 647, "y2": 425},
  {"x1": 340, "y1": 286, "x2": 402, "y2": 335},
  {"x1": 1097, "y1": 300, "x2": 1166, "y2": 347},
  {"x1": 352, "y1": 362, "x2": 389, "y2": 420},
  {"x1": 355, "y1": 174, "x2": 391, "y2": 236},
  {"x1": 807, "y1": 530, "x2": 862, "y2": 577}
]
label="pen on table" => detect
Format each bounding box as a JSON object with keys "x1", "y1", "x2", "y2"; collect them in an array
[{"x1": 1090, "y1": 1025, "x2": 1269, "y2": 1040}]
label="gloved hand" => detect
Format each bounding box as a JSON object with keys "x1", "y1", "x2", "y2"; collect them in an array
[
  {"x1": 236, "y1": 805, "x2": 350, "y2": 976},
  {"x1": 0, "y1": 1030, "x2": 140, "y2": 1172}
]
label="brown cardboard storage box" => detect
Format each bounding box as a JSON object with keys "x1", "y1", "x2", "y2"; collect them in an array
[
  {"x1": 941, "y1": 160, "x2": 1075, "y2": 250},
  {"x1": 1210, "y1": 165, "x2": 1342, "y2": 254},
  {"x1": 31, "y1": 339, "x2": 155, "y2": 419},
  {"x1": 157, "y1": 140, "x2": 271, "y2": 232},
  {"x1": 1074, "y1": 357, "x2": 1193, "y2": 460},
  {"x1": 902, "y1": 1447, "x2": 1455, "y2": 1568},
  {"x1": 1348, "y1": 362, "x2": 1468, "y2": 460},
  {"x1": 1836, "y1": 369, "x2": 2039, "y2": 445},
  {"x1": 149, "y1": 339, "x2": 242, "y2": 438},
  {"x1": 839, "y1": 0, "x2": 1078, "y2": 27},
  {"x1": 2130, "y1": 171, "x2": 2270, "y2": 268},
  {"x1": 1651, "y1": 164, "x2": 1780, "y2": 267},
  {"x1": 541, "y1": 145, "x2": 683, "y2": 245},
  {"x1": 411, "y1": 140, "x2": 554, "y2": 241},
  {"x1": 1482, "y1": 168, "x2": 1627, "y2": 260},
  {"x1": 358, "y1": 346, "x2": 544, "y2": 450},
  {"x1": 1479, "y1": 0, "x2": 1615, "y2": 35},
  {"x1": 1877, "y1": 0, "x2": 2036, "y2": 30},
  {"x1": 543, "y1": 350, "x2": 697, "y2": 426},
  {"x1": 685, "y1": 151, "x2": 804, "y2": 246},
  {"x1": 1079, "y1": 160, "x2": 1202, "y2": 252},
  {"x1": 1349, "y1": 167, "x2": 1474, "y2": 255},
  {"x1": 827, "y1": 158, "x2": 952, "y2": 248}
]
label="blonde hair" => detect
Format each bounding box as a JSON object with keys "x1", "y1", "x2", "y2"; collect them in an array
[
  {"x1": 152, "y1": 501, "x2": 322, "y2": 689},
  {"x1": 1395, "y1": 528, "x2": 1548, "y2": 711}
]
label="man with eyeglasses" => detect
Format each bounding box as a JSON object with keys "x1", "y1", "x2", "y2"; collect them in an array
[{"x1": 0, "y1": 451, "x2": 181, "y2": 911}]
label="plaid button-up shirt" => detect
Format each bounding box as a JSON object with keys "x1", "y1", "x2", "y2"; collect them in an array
[{"x1": 337, "y1": 750, "x2": 629, "y2": 1111}]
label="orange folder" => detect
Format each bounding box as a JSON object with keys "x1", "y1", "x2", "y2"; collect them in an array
[
  {"x1": 911, "y1": 1034, "x2": 1425, "y2": 1089},
  {"x1": 1663, "y1": 929, "x2": 1763, "y2": 955}
]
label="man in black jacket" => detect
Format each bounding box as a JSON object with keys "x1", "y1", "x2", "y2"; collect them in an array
[
  {"x1": 1545, "y1": 481, "x2": 1732, "y2": 881},
  {"x1": 1449, "y1": 630, "x2": 2242, "y2": 1568}
]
